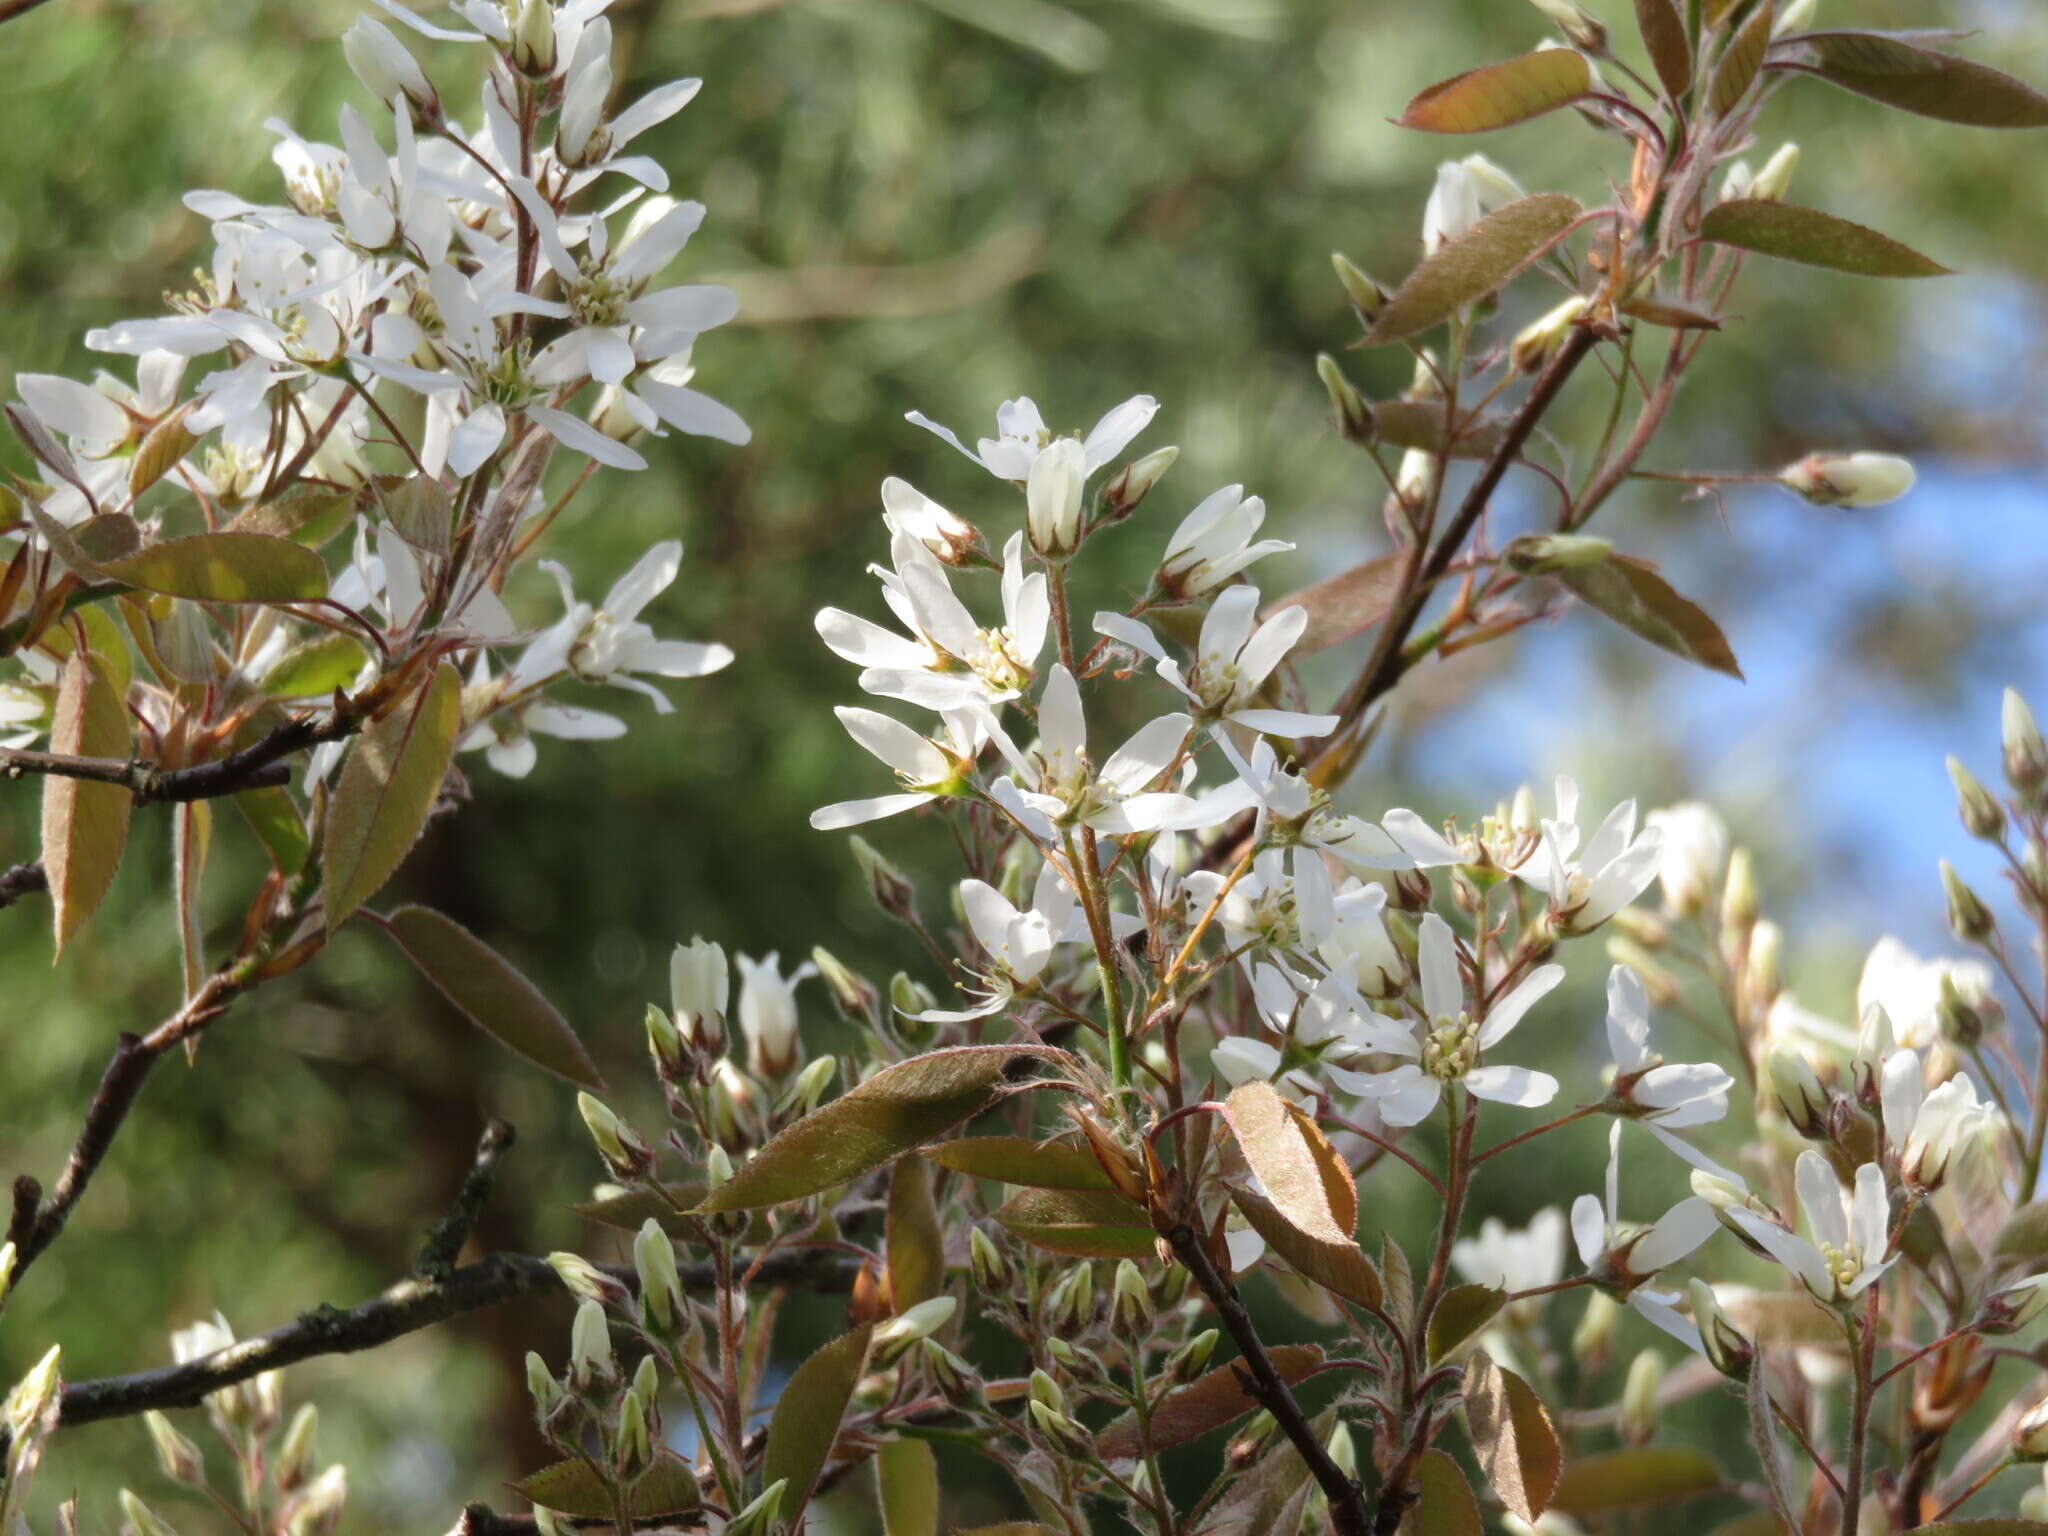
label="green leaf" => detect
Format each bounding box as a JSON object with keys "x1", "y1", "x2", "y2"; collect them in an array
[
  {"x1": 1267, "y1": 555, "x2": 1403, "y2": 658},
  {"x1": 322, "y1": 662, "x2": 461, "y2": 932},
  {"x1": 1550, "y1": 1448, "x2": 1722, "y2": 1514},
  {"x1": 99, "y1": 531, "x2": 329, "y2": 604},
  {"x1": 1464, "y1": 1350, "x2": 1562, "y2": 1522},
  {"x1": 1699, "y1": 198, "x2": 1951, "y2": 278},
  {"x1": 763, "y1": 1326, "x2": 874, "y2": 1523},
  {"x1": 1413, "y1": 1448, "x2": 1482, "y2": 1536},
  {"x1": 1708, "y1": 1, "x2": 1774, "y2": 118},
  {"x1": 1095, "y1": 1346, "x2": 1321, "y2": 1461},
  {"x1": 512, "y1": 1451, "x2": 701, "y2": 1516},
  {"x1": 1399, "y1": 50, "x2": 1591, "y2": 134},
  {"x1": 1559, "y1": 554, "x2": 1744, "y2": 678},
  {"x1": 1992, "y1": 1200, "x2": 2048, "y2": 1265},
  {"x1": 234, "y1": 786, "x2": 310, "y2": 875},
  {"x1": 382, "y1": 904, "x2": 604, "y2": 1088},
  {"x1": 697, "y1": 1045, "x2": 1060, "y2": 1213},
  {"x1": 1427, "y1": 1283, "x2": 1507, "y2": 1360},
  {"x1": 1371, "y1": 400, "x2": 1510, "y2": 458},
  {"x1": 41, "y1": 650, "x2": 132, "y2": 955},
  {"x1": 1796, "y1": 32, "x2": 2048, "y2": 129},
  {"x1": 259, "y1": 633, "x2": 368, "y2": 698},
  {"x1": 230, "y1": 487, "x2": 357, "y2": 548},
  {"x1": 877, "y1": 1438, "x2": 940, "y2": 1536},
  {"x1": 1634, "y1": 0, "x2": 1692, "y2": 98},
  {"x1": 1364, "y1": 194, "x2": 1582, "y2": 344},
  {"x1": 924, "y1": 1135, "x2": 1111, "y2": 1189},
  {"x1": 887, "y1": 1156, "x2": 945, "y2": 1309},
  {"x1": 995, "y1": 1186, "x2": 1153, "y2": 1258}
]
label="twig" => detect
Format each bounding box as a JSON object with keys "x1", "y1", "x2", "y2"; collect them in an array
[
  {"x1": 0, "y1": 861, "x2": 47, "y2": 910},
  {"x1": 416, "y1": 1120, "x2": 517, "y2": 1280}
]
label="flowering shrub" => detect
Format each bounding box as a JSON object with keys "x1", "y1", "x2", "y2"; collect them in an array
[{"x1": 4, "y1": 1, "x2": 2048, "y2": 1534}]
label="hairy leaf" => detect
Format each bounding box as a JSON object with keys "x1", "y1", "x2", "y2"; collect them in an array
[
  {"x1": 513, "y1": 1451, "x2": 701, "y2": 1517},
  {"x1": 1428, "y1": 1283, "x2": 1507, "y2": 1360},
  {"x1": 1550, "y1": 1448, "x2": 1722, "y2": 1514},
  {"x1": 1708, "y1": 1, "x2": 1774, "y2": 118},
  {"x1": 1266, "y1": 555, "x2": 1402, "y2": 657},
  {"x1": 99, "y1": 531, "x2": 329, "y2": 604},
  {"x1": 1096, "y1": 1346, "x2": 1322, "y2": 1460},
  {"x1": 763, "y1": 1326, "x2": 874, "y2": 1522},
  {"x1": 1634, "y1": 0, "x2": 1692, "y2": 97},
  {"x1": 1465, "y1": 1351, "x2": 1562, "y2": 1522},
  {"x1": 1620, "y1": 294, "x2": 1724, "y2": 330},
  {"x1": 1232, "y1": 1183, "x2": 1382, "y2": 1310},
  {"x1": 230, "y1": 487, "x2": 357, "y2": 547},
  {"x1": 1364, "y1": 194, "x2": 1582, "y2": 344},
  {"x1": 697, "y1": 1046, "x2": 1058, "y2": 1212},
  {"x1": 1202, "y1": 1407, "x2": 1337, "y2": 1535},
  {"x1": 129, "y1": 406, "x2": 198, "y2": 499},
  {"x1": 877, "y1": 1438, "x2": 940, "y2": 1536},
  {"x1": 1414, "y1": 1448, "x2": 1483, "y2": 1536},
  {"x1": 1797, "y1": 32, "x2": 2048, "y2": 128},
  {"x1": 1559, "y1": 554, "x2": 1743, "y2": 678},
  {"x1": 260, "y1": 633, "x2": 368, "y2": 698},
  {"x1": 924, "y1": 1136, "x2": 1111, "y2": 1189},
  {"x1": 1222, "y1": 1082, "x2": 1356, "y2": 1237},
  {"x1": 1699, "y1": 198, "x2": 1951, "y2": 277},
  {"x1": 383, "y1": 905, "x2": 604, "y2": 1088},
  {"x1": 995, "y1": 1185, "x2": 1153, "y2": 1258},
  {"x1": 888, "y1": 1156, "x2": 945, "y2": 1309},
  {"x1": 1400, "y1": 50, "x2": 1591, "y2": 133},
  {"x1": 173, "y1": 801, "x2": 210, "y2": 999},
  {"x1": 322, "y1": 662, "x2": 461, "y2": 932},
  {"x1": 235, "y1": 786, "x2": 310, "y2": 875},
  {"x1": 42, "y1": 649, "x2": 132, "y2": 954}
]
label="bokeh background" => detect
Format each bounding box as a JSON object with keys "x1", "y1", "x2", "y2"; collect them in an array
[{"x1": 2, "y1": 0, "x2": 2046, "y2": 1524}]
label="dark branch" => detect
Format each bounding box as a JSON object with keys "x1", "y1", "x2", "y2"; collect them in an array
[
  {"x1": 0, "y1": 702, "x2": 363, "y2": 808},
  {"x1": 0, "y1": 861, "x2": 47, "y2": 910},
  {"x1": 59, "y1": 1247, "x2": 859, "y2": 1427},
  {"x1": 417, "y1": 1119, "x2": 517, "y2": 1280}
]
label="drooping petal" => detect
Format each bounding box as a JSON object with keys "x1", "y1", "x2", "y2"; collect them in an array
[
  {"x1": 1570, "y1": 1193, "x2": 1606, "y2": 1268},
  {"x1": 1080, "y1": 393, "x2": 1158, "y2": 472},
  {"x1": 815, "y1": 607, "x2": 930, "y2": 670},
  {"x1": 1606, "y1": 963, "x2": 1651, "y2": 1072},
  {"x1": 1632, "y1": 1197, "x2": 1719, "y2": 1272},
  {"x1": 600, "y1": 540, "x2": 680, "y2": 622},
  {"x1": 1476, "y1": 963, "x2": 1564, "y2": 1049},
  {"x1": 528, "y1": 405, "x2": 648, "y2": 470}
]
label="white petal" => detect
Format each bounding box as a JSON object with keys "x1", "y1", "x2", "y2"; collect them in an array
[
  {"x1": 1632, "y1": 1197, "x2": 1719, "y2": 1271},
  {"x1": 528, "y1": 405, "x2": 648, "y2": 470},
  {"x1": 1099, "y1": 714, "x2": 1191, "y2": 795},
  {"x1": 1795, "y1": 1151, "x2": 1847, "y2": 1251},
  {"x1": 1464, "y1": 1065, "x2": 1558, "y2": 1109},
  {"x1": 601, "y1": 540, "x2": 680, "y2": 621},
  {"x1": 1417, "y1": 913, "x2": 1461, "y2": 1021},
  {"x1": 1228, "y1": 708, "x2": 1340, "y2": 738},
  {"x1": 1476, "y1": 962, "x2": 1564, "y2": 1048},
  {"x1": 445, "y1": 402, "x2": 506, "y2": 476},
  {"x1": 1093, "y1": 611, "x2": 1166, "y2": 661},
  {"x1": 1605, "y1": 963, "x2": 1651, "y2": 1071},
  {"x1": 810, "y1": 793, "x2": 929, "y2": 830},
  {"x1": 836, "y1": 707, "x2": 947, "y2": 781},
  {"x1": 1571, "y1": 1194, "x2": 1607, "y2": 1267},
  {"x1": 1080, "y1": 394, "x2": 1158, "y2": 472}
]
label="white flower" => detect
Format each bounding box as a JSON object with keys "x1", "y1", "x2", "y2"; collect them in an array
[
  {"x1": 735, "y1": 952, "x2": 813, "y2": 1078},
  {"x1": 1174, "y1": 739, "x2": 1404, "y2": 874},
  {"x1": 1156, "y1": 484, "x2": 1292, "y2": 597},
  {"x1": 1730, "y1": 1150, "x2": 1892, "y2": 1307},
  {"x1": 1421, "y1": 154, "x2": 1525, "y2": 252},
  {"x1": 1879, "y1": 1049, "x2": 1988, "y2": 1188},
  {"x1": 1453, "y1": 1208, "x2": 1567, "y2": 1322},
  {"x1": 1604, "y1": 965, "x2": 1732, "y2": 1127},
  {"x1": 459, "y1": 684, "x2": 625, "y2": 778},
  {"x1": 990, "y1": 665, "x2": 1194, "y2": 840},
  {"x1": 905, "y1": 393, "x2": 1157, "y2": 483},
  {"x1": 1572, "y1": 1124, "x2": 1720, "y2": 1348},
  {"x1": 1857, "y1": 936, "x2": 1996, "y2": 1050},
  {"x1": 1025, "y1": 436, "x2": 1085, "y2": 557},
  {"x1": 1183, "y1": 845, "x2": 1337, "y2": 959},
  {"x1": 1350, "y1": 914, "x2": 1564, "y2": 1126},
  {"x1": 511, "y1": 542, "x2": 733, "y2": 713},
  {"x1": 810, "y1": 707, "x2": 995, "y2": 831},
  {"x1": 1095, "y1": 586, "x2": 1337, "y2": 739},
  {"x1": 880, "y1": 477, "x2": 979, "y2": 563},
  {"x1": 915, "y1": 864, "x2": 1083, "y2": 1023},
  {"x1": 1643, "y1": 802, "x2": 1726, "y2": 917},
  {"x1": 1526, "y1": 776, "x2": 1663, "y2": 935},
  {"x1": 670, "y1": 937, "x2": 729, "y2": 1045},
  {"x1": 1318, "y1": 880, "x2": 1408, "y2": 999}
]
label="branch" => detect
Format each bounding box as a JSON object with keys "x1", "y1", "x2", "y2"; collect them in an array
[
  {"x1": 1167, "y1": 1223, "x2": 1371, "y2": 1536},
  {"x1": 417, "y1": 1119, "x2": 516, "y2": 1280},
  {"x1": 0, "y1": 701, "x2": 363, "y2": 807},
  {"x1": 0, "y1": 861, "x2": 47, "y2": 909},
  {"x1": 58, "y1": 1246, "x2": 859, "y2": 1427}
]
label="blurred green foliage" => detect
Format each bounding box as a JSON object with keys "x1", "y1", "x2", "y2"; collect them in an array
[{"x1": 2, "y1": 0, "x2": 2045, "y2": 1523}]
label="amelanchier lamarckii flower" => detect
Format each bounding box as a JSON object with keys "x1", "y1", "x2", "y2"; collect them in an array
[
  {"x1": 1573, "y1": 1124, "x2": 1722, "y2": 1349},
  {"x1": 988, "y1": 665, "x2": 1196, "y2": 842},
  {"x1": 1094, "y1": 585, "x2": 1338, "y2": 739},
  {"x1": 1350, "y1": 914, "x2": 1565, "y2": 1126},
  {"x1": 1729, "y1": 1150, "x2": 1893, "y2": 1309},
  {"x1": 906, "y1": 394, "x2": 1157, "y2": 485},
  {"x1": 1527, "y1": 776, "x2": 1664, "y2": 935},
  {"x1": 1604, "y1": 965, "x2": 1734, "y2": 1127},
  {"x1": 1154, "y1": 483, "x2": 1293, "y2": 598},
  {"x1": 809, "y1": 707, "x2": 997, "y2": 831}
]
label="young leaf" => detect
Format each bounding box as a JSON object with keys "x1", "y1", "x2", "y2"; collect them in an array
[
  {"x1": 98, "y1": 531, "x2": 330, "y2": 604},
  {"x1": 887, "y1": 1156, "x2": 945, "y2": 1309},
  {"x1": 1381, "y1": 1233, "x2": 1415, "y2": 1332},
  {"x1": 1095, "y1": 1346, "x2": 1322, "y2": 1460},
  {"x1": 235, "y1": 787, "x2": 310, "y2": 876},
  {"x1": 924, "y1": 1136, "x2": 1112, "y2": 1189},
  {"x1": 1745, "y1": 1351, "x2": 1796, "y2": 1528},
  {"x1": 1634, "y1": 0, "x2": 1692, "y2": 98},
  {"x1": 1364, "y1": 194, "x2": 1583, "y2": 344},
  {"x1": 260, "y1": 634, "x2": 368, "y2": 698},
  {"x1": 1550, "y1": 1447, "x2": 1722, "y2": 1514},
  {"x1": 129, "y1": 406, "x2": 198, "y2": 499},
  {"x1": 763, "y1": 1326, "x2": 875, "y2": 1523},
  {"x1": 696, "y1": 1045, "x2": 1059, "y2": 1213},
  {"x1": 1619, "y1": 294, "x2": 1724, "y2": 330},
  {"x1": 513, "y1": 1451, "x2": 701, "y2": 1516},
  {"x1": 1400, "y1": 50, "x2": 1592, "y2": 134},
  {"x1": 995, "y1": 1186, "x2": 1153, "y2": 1258},
  {"x1": 1708, "y1": 0, "x2": 1774, "y2": 119},
  {"x1": 1267, "y1": 555, "x2": 1403, "y2": 657},
  {"x1": 1231, "y1": 1185, "x2": 1382, "y2": 1310},
  {"x1": 877, "y1": 1438, "x2": 940, "y2": 1536},
  {"x1": 1428, "y1": 1283, "x2": 1508, "y2": 1360},
  {"x1": 42, "y1": 649, "x2": 133, "y2": 954},
  {"x1": 1221, "y1": 1081, "x2": 1356, "y2": 1238},
  {"x1": 172, "y1": 802, "x2": 210, "y2": 1000},
  {"x1": 382, "y1": 904, "x2": 604, "y2": 1089},
  {"x1": 230, "y1": 487, "x2": 357, "y2": 548},
  {"x1": 1464, "y1": 1351, "x2": 1562, "y2": 1522},
  {"x1": 322, "y1": 662, "x2": 461, "y2": 932},
  {"x1": 1558, "y1": 554, "x2": 1744, "y2": 678},
  {"x1": 1413, "y1": 1448, "x2": 1483, "y2": 1536},
  {"x1": 1699, "y1": 199, "x2": 1952, "y2": 277},
  {"x1": 1371, "y1": 400, "x2": 1510, "y2": 458},
  {"x1": 1796, "y1": 32, "x2": 2048, "y2": 129}
]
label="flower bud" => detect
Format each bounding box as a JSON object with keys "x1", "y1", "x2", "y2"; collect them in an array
[
  {"x1": 1619, "y1": 1349, "x2": 1665, "y2": 1447},
  {"x1": 1690, "y1": 1280, "x2": 1754, "y2": 1382},
  {"x1": 569, "y1": 1299, "x2": 616, "y2": 1388},
  {"x1": 143, "y1": 1411, "x2": 205, "y2": 1487},
  {"x1": 891, "y1": 972, "x2": 938, "y2": 1028},
  {"x1": 1941, "y1": 860, "x2": 1995, "y2": 944},
  {"x1": 2006, "y1": 689, "x2": 2048, "y2": 800},
  {"x1": 1112, "y1": 1260, "x2": 1153, "y2": 1335},
  {"x1": 1511, "y1": 295, "x2": 1590, "y2": 373},
  {"x1": 285, "y1": 1468, "x2": 347, "y2": 1536},
  {"x1": 852, "y1": 836, "x2": 920, "y2": 923},
  {"x1": 1227, "y1": 1410, "x2": 1279, "y2": 1469},
  {"x1": 1028, "y1": 1367, "x2": 1066, "y2": 1414},
  {"x1": 614, "y1": 1387, "x2": 653, "y2": 1481},
  {"x1": 1719, "y1": 159, "x2": 1756, "y2": 203},
  {"x1": 874, "y1": 1297, "x2": 958, "y2": 1365},
  {"x1": 510, "y1": 0, "x2": 557, "y2": 75},
  {"x1": 705, "y1": 1144, "x2": 735, "y2": 1190},
  {"x1": 1026, "y1": 437, "x2": 1086, "y2": 559},
  {"x1": 1948, "y1": 756, "x2": 2006, "y2": 841},
  {"x1": 549, "y1": 1252, "x2": 632, "y2": 1310},
  {"x1": 920, "y1": 1338, "x2": 981, "y2": 1402},
  {"x1": 1984, "y1": 1275, "x2": 2048, "y2": 1335},
  {"x1": 644, "y1": 1003, "x2": 684, "y2": 1081},
  {"x1": 969, "y1": 1227, "x2": 1012, "y2": 1293},
  {"x1": 1778, "y1": 451, "x2": 1917, "y2": 509},
  {"x1": 1774, "y1": 0, "x2": 1817, "y2": 35},
  {"x1": 1721, "y1": 848, "x2": 1760, "y2": 940},
  {"x1": 1167, "y1": 1328, "x2": 1220, "y2": 1384},
  {"x1": 1528, "y1": 0, "x2": 1607, "y2": 51},
  {"x1": 1853, "y1": 1004, "x2": 1894, "y2": 1107},
  {"x1": 2025, "y1": 1483, "x2": 2048, "y2": 1523},
  {"x1": 1573, "y1": 1291, "x2": 1619, "y2": 1376},
  {"x1": 341, "y1": 19, "x2": 437, "y2": 117},
  {"x1": 1768, "y1": 1049, "x2": 1831, "y2": 1138},
  {"x1": 119, "y1": 1492, "x2": 179, "y2": 1536},
  {"x1": 2016, "y1": 1397, "x2": 2048, "y2": 1462},
  {"x1": 1045, "y1": 1264, "x2": 1096, "y2": 1334},
  {"x1": 1937, "y1": 972, "x2": 1993, "y2": 1048},
  {"x1": 812, "y1": 946, "x2": 878, "y2": 1024},
  {"x1": 1028, "y1": 1398, "x2": 1095, "y2": 1459},
  {"x1": 1331, "y1": 253, "x2": 1385, "y2": 320},
  {"x1": 1101, "y1": 445, "x2": 1179, "y2": 522},
  {"x1": 670, "y1": 937, "x2": 730, "y2": 1052},
  {"x1": 726, "y1": 1479, "x2": 787, "y2": 1536},
  {"x1": 634, "y1": 1219, "x2": 684, "y2": 1334},
  {"x1": 526, "y1": 1351, "x2": 563, "y2": 1420},
  {"x1": 1316, "y1": 354, "x2": 1373, "y2": 443},
  {"x1": 1752, "y1": 142, "x2": 1800, "y2": 201},
  {"x1": 1742, "y1": 920, "x2": 1783, "y2": 1020},
  {"x1": 276, "y1": 1404, "x2": 319, "y2": 1492},
  {"x1": 780, "y1": 1054, "x2": 838, "y2": 1118},
  {"x1": 577, "y1": 1093, "x2": 654, "y2": 1180},
  {"x1": 1503, "y1": 532, "x2": 1613, "y2": 574}
]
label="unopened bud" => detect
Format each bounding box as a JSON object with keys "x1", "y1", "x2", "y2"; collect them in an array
[
  {"x1": 1045, "y1": 1264, "x2": 1096, "y2": 1333},
  {"x1": 569, "y1": 1299, "x2": 616, "y2": 1388},
  {"x1": 510, "y1": 0, "x2": 557, "y2": 75},
  {"x1": 727, "y1": 1480, "x2": 787, "y2": 1536},
  {"x1": 1028, "y1": 1398, "x2": 1095, "y2": 1459},
  {"x1": 704, "y1": 1144, "x2": 735, "y2": 1190},
  {"x1": 1768, "y1": 1049, "x2": 1831, "y2": 1138},
  {"x1": 143, "y1": 1411, "x2": 205, "y2": 1487},
  {"x1": 634, "y1": 1219, "x2": 684, "y2": 1334},
  {"x1": 615, "y1": 1388, "x2": 653, "y2": 1480},
  {"x1": 1941, "y1": 860, "x2": 1995, "y2": 944},
  {"x1": 1327, "y1": 1421, "x2": 1358, "y2": 1478},
  {"x1": 284, "y1": 1468, "x2": 347, "y2": 1536},
  {"x1": 1511, "y1": 294, "x2": 1590, "y2": 373},
  {"x1": 1937, "y1": 973, "x2": 1991, "y2": 1048},
  {"x1": 526, "y1": 1351, "x2": 563, "y2": 1420},
  {"x1": 1690, "y1": 1281, "x2": 1754, "y2": 1382},
  {"x1": 920, "y1": 1339, "x2": 981, "y2": 1401},
  {"x1": 890, "y1": 971, "x2": 937, "y2": 1023},
  {"x1": 1752, "y1": 142, "x2": 1799, "y2": 201},
  {"x1": 2016, "y1": 1397, "x2": 2048, "y2": 1462},
  {"x1": 1573, "y1": 1291, "x2": 1619, "y2": 1375},
  {"x1": 1331, "y1": 253, "x2": 1386, "y2": 320},
  {"x1": 851, "y1": 835, "x2": 920, "y2": 923},
  {"x1": 645, "y1": 1003, "x2": 684, "y2": 1079},
  {"x1": 276, "y1": 1404, "x2": 319, "y2": 1492},
  {"x1": 1774, "y1": 0, "x2": 1817, "y2": 34},
  {"x1": 1316, "y1": 354, "x2": 1373, "y2": 443},
  {"x1": 341, "y1": 19, "x2": 438, "y2": 117},
  {"x1": 1619, "y1": 1349, "x2": 1665, "y2": 1447},
  {"x1": 119, "y1": 1492, "x2": 178, "y2": 1536},
  {"x1": 1112, "y1": 1260, "x2": 1153, "y2": 1335},
  {"x1": 577, "y1": 1093, "x2": 653, "y2": 1179},
  {"x1": 1778, "y1": 451, "x2": 1917, "y2": 509},
  {"x1": 1719, "y1": 159, "x2": 1756, "y2": 203},
  {"x1": 1986, "y1": 1275, "x2": 2048, "y2": 1335},
  {"x1": 812, "y1": 946, "x2": 878, "y2": 1023},
  {"x1": 1026, "y1": 437, "x2": 1086, "y2": 559},
  {"x1": 1227, "y1": 1410, "x2": 1279, "y2": 1468},
  {"x1": 670, "y1": 936, "x2": 730, "y2": 1052},
  {"x1": 2005, "y1": 689, "x2": 2048, "y2": 800},
  {"x1": 1721, "y1": 848, "x2": 1760, "y2": 938},
  {"x1": 1528, "y1": 0, "x2": 1607, "y2": 50},
  {"x1": 1743, "y1": 920, "x2": 1783, "y2": 1017},
  {"x1": 781, "y1": 1054, "x2": 838, "y2": 1117},
  {"x1": 1102, "y1": 445, "x2": 1179, "y2": 521},
  {"x1": 969, "y1": 1227, "x2": 1012, "y2": 1292},
  {"x1": 1504, "y1": 531, "x2": 1612, "y2": 574},
  {"x1": 874, "y1": 1297, "x2": 957, "y2": 1365},
  {"x1": 1028, "y1": 1368, "x2": 1067, "y2": 1414},
  {"x1": 1853, "y1": 1004, "x2": 1895, "y2": 1107},
  {"x1": 548, "y1": 1252, "x2": 631, "y2": 1310},
  {"x1": 1167, "y1": 1328, "x2": 1220, "y2": 1384},
  {"x1": 1948, "y1": 757, "x2": 2006, "y2": 841}
]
